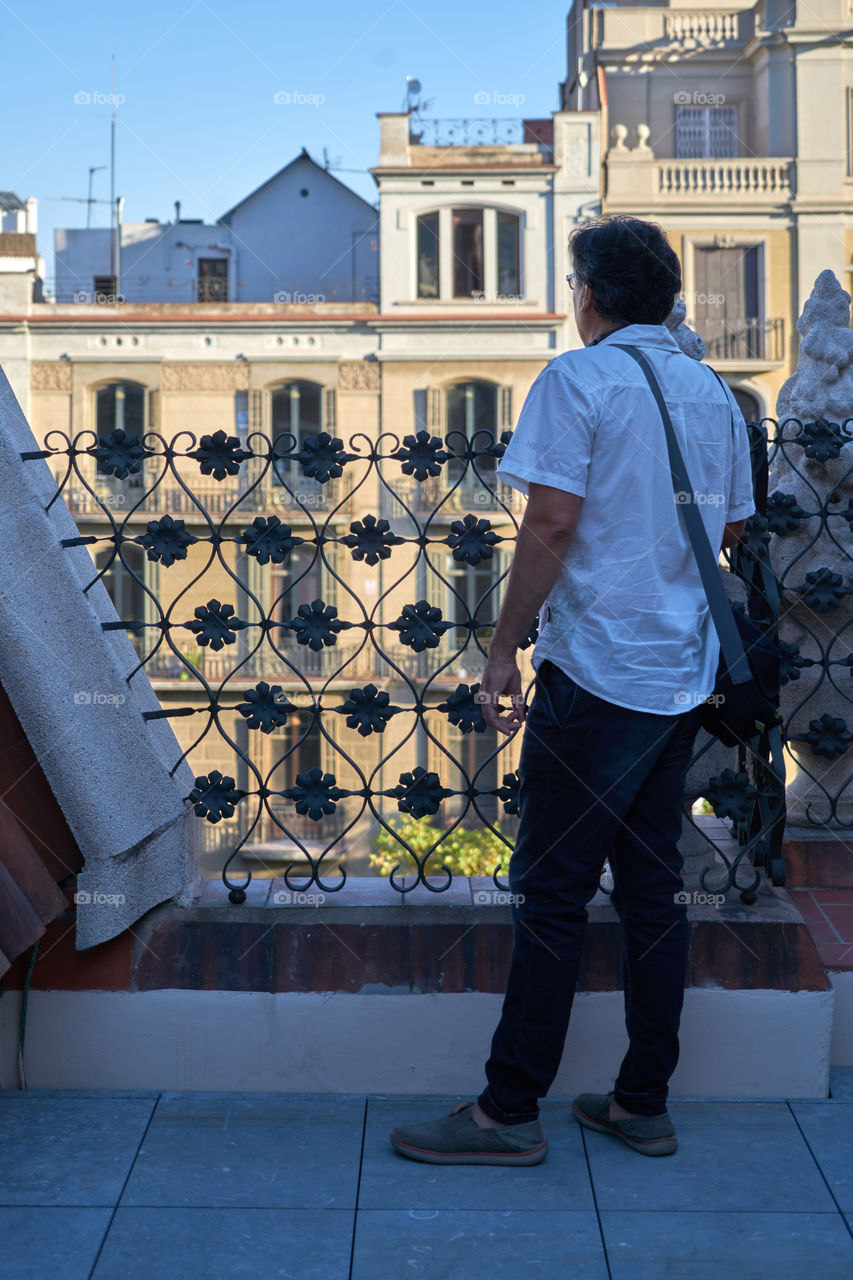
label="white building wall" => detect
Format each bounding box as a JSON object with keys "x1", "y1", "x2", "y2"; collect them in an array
[{"x1": 54, "y1": 223, "x2": 230, "y2": 304}]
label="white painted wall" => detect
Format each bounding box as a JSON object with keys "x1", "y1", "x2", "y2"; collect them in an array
[
  {"x1": 54, "y1": 223, "x2": 231, "y2": 304},
  {"x1": 0, "y1": 987, "x2": 833, "y2": 1097}
]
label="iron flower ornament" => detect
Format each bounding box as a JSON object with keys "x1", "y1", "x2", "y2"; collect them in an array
[
  {"x1": 91, "y1": 428, "x2": 149, "y2": 479},
  {"x1": 341, "y1": 515, "x2": 403, "y2": 565},
  {"x1": 239, "y1": 516, "x2": 303, "y2": 566},
  {"x1": 189, "y1": 429, "x2": 252, "y2": 480},
  {"x1": 189, "y1": 771, "x2": 244, "y2": 822},
  {"x1": 236, "y1": 682, "x2": 294, "y2": 733},
  {"x1": 135, "y1": 514, "x2": 197, "y2": 567},
  {"x1": 185, "y1": 599, "x2": 248, "y2": 650},
  {"x1": 393, "y1": 429, "x2": 449, "y2": 482}
]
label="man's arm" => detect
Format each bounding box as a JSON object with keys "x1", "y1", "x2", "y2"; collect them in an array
[
  {"x1": 480, "y1": 483, "x2": 583, "y2": 734},
  {"x1": 722, "y1": 519, "x2": 746, "y2": 548}
]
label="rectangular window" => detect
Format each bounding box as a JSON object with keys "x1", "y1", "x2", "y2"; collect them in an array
[
  {"x1": 453, "y1": 208, "x2": 484, "y2": 298},
  {"x1": 416, "y1": 212, "x2": 440, "y2": 298},
  {"x1": 93, "y1": 274, "x2": 118, "y2": 303},
  {"x1": 497, "y1": 212, "x2": 520, "y2": 298},
  {"x1": 694, "y1": 245, "x2": 762, "y2": 358},
  {"x1": 675, "y1": 106, "x2": 738, "y2": 158},
  {"x1": 197, "y1": 258, "x2": 228, "y2": 302}
]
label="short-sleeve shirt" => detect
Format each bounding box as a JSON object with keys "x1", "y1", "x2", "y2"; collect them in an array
[{"x1": 497, "y1": 323, "x2": 756, "y2": 715}]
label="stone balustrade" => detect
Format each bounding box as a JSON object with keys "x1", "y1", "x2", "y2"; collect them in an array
[
  {"x1": 606, "y1": 137, "x2": 795, "y2": 208},
  {"x1": 593, "y1": 6, "x2": 752, "y2": 49}
]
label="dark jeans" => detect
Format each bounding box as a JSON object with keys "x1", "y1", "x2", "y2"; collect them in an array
[{"x1": 477, "y1": 658, "x2": 703, "y2": 1123}]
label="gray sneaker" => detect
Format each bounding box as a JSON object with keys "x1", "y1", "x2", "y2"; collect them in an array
[
  {"x1": 390, "y1": 1101, "x2": 548, "y2": 1165},
  {"x1": 572, "y1": 1091, "x2": 677, "y2": 1156}
]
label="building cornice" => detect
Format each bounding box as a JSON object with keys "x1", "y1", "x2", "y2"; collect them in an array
[{"x1": 0, "y1": 310, "x2": 566, "y2": 328}]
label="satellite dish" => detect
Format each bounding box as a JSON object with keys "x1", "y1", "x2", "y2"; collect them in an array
[{"x1": 408, "y1": 78, "x2": 422, "y2": 94}]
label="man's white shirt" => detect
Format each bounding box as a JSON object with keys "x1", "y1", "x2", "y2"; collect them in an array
[{"x1": 497, "y1": 323, "x2": 756, "y2": 715}]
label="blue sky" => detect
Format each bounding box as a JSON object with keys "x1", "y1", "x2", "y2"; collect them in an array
[{"x1": 1, "y1": 0, "x2": 571, "y2": 278}]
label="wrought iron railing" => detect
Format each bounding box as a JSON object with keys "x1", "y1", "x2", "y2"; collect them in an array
[
  {"x1": 409, "y1": 117, "x2": 528, "y2": 147},
  {"x1": 696, "y1": 316, "x2": 785, "y2": 363},
  {"x1": 24, "y1": 416, "x2": 788, "y2": 903}
]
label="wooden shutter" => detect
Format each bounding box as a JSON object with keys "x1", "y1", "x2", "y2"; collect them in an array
[
  {"x1": 249, "y1": 388, "x2": 263, "y2": 432},
  {"x1": 499, "y1": 386, "x2": 513, "y2": 431},
  {"x1": 147, "y1": 388, "x2": 159, "y2": 433},
  {"x1": 322, "y1": 387, "x2": 336, "y2": 432},
  {"x1": 426, "y1": 386, "x2": 444, "y2": 433}
]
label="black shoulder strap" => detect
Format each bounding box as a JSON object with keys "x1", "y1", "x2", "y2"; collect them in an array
[{"x1": 613, "y1": 343, "x2": 752, "y2": 687}]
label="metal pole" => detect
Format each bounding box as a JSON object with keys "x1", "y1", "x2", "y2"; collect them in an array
[
  {"x1": 109, "y1": 55, "x2": 116, "y2": 278},
  {"x1": 116, "y1": 196, "x2": 124, "y2": 299}
]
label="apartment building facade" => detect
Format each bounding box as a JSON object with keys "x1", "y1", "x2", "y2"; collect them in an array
[
  {"x1": 566, "y1": 0, "x2": 853, "y2": 419},
  {"x1": 0, "y1": 104, "x2": 602, "y2": 881}
]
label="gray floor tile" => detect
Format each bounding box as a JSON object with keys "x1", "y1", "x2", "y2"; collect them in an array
[
  {"x1": 1, "y1": 1207, "x2": 113, "y2": 1280},
  {"x1": 120, "y1": 1091, "x2": 365, "y2": 1208},
  {"x1": 360, "y1": 1096, "x2": 594, "y2": 1212},
  {"x1": 92, "y1": 1207, "x2": 354, "y2": 1279},
  {"x1": 352, "y1": 1210, "x2": 608, "y2": 1279},
  {"x1": 830, "y1": 1067, "x2": 853, "y2": 1102},
  {"x1": 789, "y1": 1101, "x2": 853, "y2": 1211},
  {"x1": 584, "y1": 1102, "x2": 835, "y2": 1213},
  {"x1": 0, "y1": 1092, "x2": 157, "y2": 1205},
  {"x1": 602, "y1": 1210, "x2": 853, "y2": 1279}
]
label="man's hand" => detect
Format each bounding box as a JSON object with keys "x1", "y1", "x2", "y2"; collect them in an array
[
  {"x1": 479, "y1": 651, "x2": 526, "y2": 735},
  {"x1": 477, "y1": 483, "x2": 581, "y2": 735}
]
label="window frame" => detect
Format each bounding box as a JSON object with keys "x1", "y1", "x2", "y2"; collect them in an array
[
  {"x1": 674, "y1": 104, "x2": 740, "y2": 159},
  {"x1": 92, "y1": 379, "x2": 149, "y2": 489},
  {"x1": 411, "y1": 206, "x2": 523, "y2": 302},
  {"x1": 269, "y1": 379, "x2": 325, "y2": 485},
  {"x1": 682, "y1": 235, "x2": 772, "y2": 362},
  {"x1": 444, "y1": 378, "x2": 500, "y2": 482}
]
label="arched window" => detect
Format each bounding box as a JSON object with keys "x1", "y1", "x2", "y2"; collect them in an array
[
  {"x1": 270, "y1": 381, "x2": 323, "y2": 482},
  {"x1": 94, "y1": 382, "x2": 146, "y2": 481},
  {"x1": 446, "y1": 380, "x2": 499, "y2": 480}
]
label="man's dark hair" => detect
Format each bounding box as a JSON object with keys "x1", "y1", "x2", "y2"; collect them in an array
[{"x1": 567, "y1": 215, "x2": 682, "y2": 326}]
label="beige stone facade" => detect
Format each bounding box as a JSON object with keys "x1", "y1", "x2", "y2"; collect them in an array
[{"x1": 568, "y1": 0, "x2": 853, "y2": 419}]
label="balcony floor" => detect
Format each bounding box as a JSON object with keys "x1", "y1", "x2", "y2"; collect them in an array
[{"x1": 3, "y1": 1075, "x2": 853, "y2": 1277}]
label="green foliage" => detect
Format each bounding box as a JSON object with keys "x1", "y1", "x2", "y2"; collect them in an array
[{"x1": 370, "y1": 817, "x2": 512, "y2": 879}]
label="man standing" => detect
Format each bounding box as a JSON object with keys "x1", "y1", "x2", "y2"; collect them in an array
[{"x1": 390, "y1": 215, "x2": 755, "y2": 1165}]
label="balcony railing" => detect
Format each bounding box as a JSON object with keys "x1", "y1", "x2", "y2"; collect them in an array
[
  {"x1": 593, "y1": 7, "x2": 753, "y2": 49},
  {"x1": 60, "y1": 473, "x2": 354, "y2": 522},
  {"x1": 25, "y1": 417, "x2": 785, "y2": 903},
  {"x1": 658, "y1": 159, "x2": 794, "y2": 199},
  {"x1": 409, "y1": 118, "x2": 527, "y2": 147},
  {"x1": 380, "y1": 473, "x2": 521, "y2": 521},
  {"x1": 696, "y1": 316, "x2": 785, "y2": 363}
]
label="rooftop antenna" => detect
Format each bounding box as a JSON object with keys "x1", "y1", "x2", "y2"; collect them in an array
[
  {"x1": 87, "y1": 165, "x2": 107, "y2": 229},
  {"x1": 403, "y1": 76, "x2": 422, "y2": 114},
  {"x1": 404, "y1": 77, "x2": 434, "y2": 139}
]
